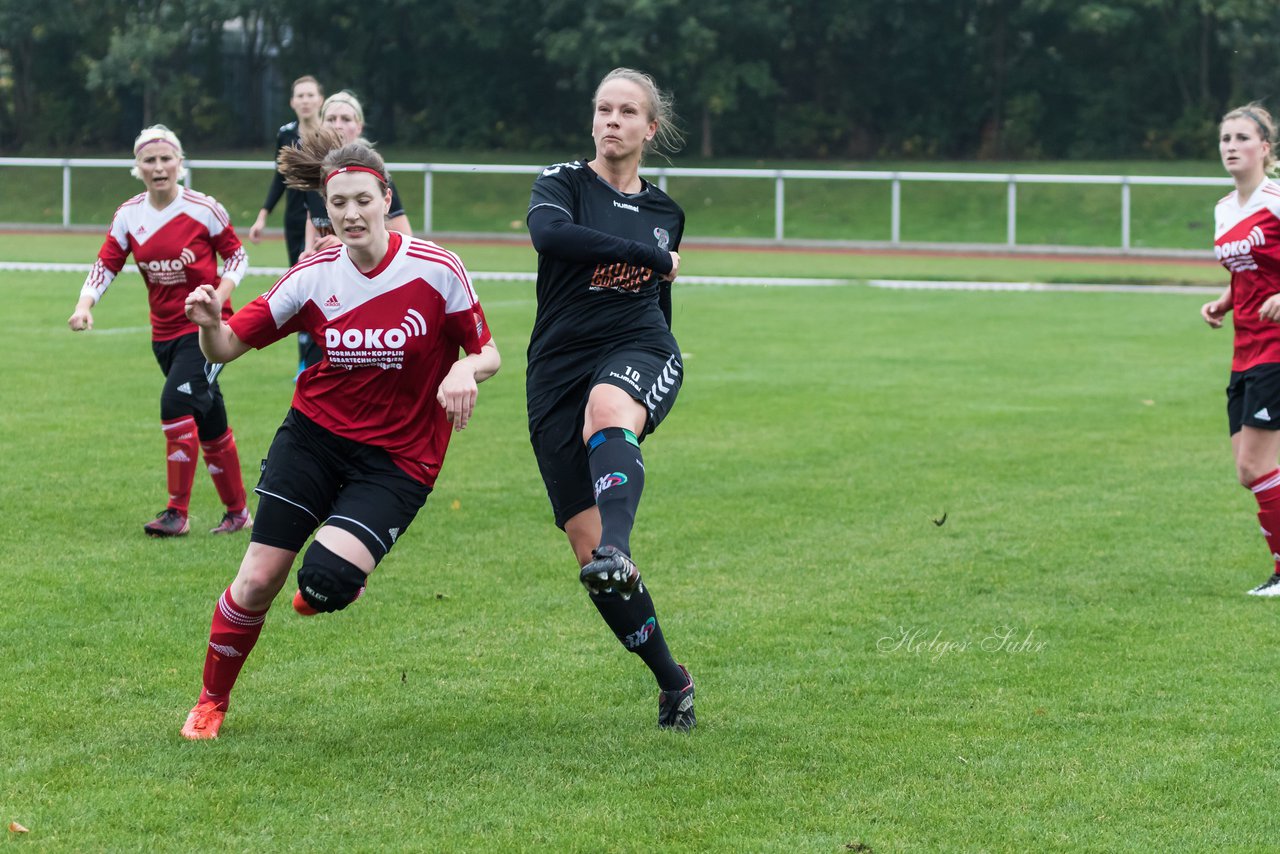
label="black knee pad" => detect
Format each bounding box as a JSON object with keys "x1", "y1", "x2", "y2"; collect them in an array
[{"x1": 297, "y1": 542, "x2": 367, "y2": 613}]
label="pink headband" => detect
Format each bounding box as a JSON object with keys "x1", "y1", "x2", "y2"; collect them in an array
[
  {"x1": 134, "y1": 137, "x2": 181, "y2": 156},
  {"x1": 324, "y1": 165, "x2": 385, "y2": 185}
]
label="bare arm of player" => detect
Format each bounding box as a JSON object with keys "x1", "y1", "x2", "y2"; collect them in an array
[
  {"x1": 436, "y1": 341, "x2": 501, "y2": 431},
  {"x1": 213, "y1": 275, "x2": 238, "y2": 306},
  {"x1": 387, "y1": 213, "x2": 412, "y2": 236},
  {"x1": 664, "y1": 250, "x2": 680, "y2": 282},
  {"x1": 248, "y1": 209, "x2": 269, "y2": 243},
  {"x1": 68, "y1": 295, "x2": 95, "y2": 332},
  {"x1": 1201, "y1": 286, "x2": 1232, "y2": 328},
  {"x1": 300, "y1": 218, "x2": 319, "y2": 260},
  {"x1": 185, "y1": 284, "x2": 252, "y2": 363}
]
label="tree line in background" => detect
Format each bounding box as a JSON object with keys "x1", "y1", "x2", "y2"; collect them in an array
[{"x1": 3, "y1": 0, "x2": 1280, "y2": 161}]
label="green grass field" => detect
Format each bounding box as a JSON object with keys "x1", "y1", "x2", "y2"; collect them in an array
[{"x1": 2, "y1": 235, "x2": 1270, "y2": 851}]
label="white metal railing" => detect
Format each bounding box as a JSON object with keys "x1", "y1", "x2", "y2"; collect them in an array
[{"x1": 0, "y1": 157, "x2": 1233, "y2": 250}]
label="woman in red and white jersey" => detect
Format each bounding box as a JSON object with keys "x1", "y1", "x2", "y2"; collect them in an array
[
  {"x1": 67, "y1": 125, "x2": 252, "y2": 539},
  {"x1": 1201, "y1": 103, "x2": 1280, "y2": 595},
  {"x1": 178, "y1": 133, "x2": 500, "y2": 739}
]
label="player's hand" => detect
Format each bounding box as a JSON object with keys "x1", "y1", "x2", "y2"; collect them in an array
[
  {"x1": 1260, "y1": 295, "x2": 1280, "y2": 324},
  {"x1": 663, "y1": 250, "x2": 680, "y2": 282},
  {"x1": 248, "y1": 212, "x2": 267, "y2": 244},
  {"x1": 437, "y1": 363, "x2": 479, "y2": 431},
  {"x1": 1201, "y1": 298, "x2": 1230, "y2": 328},
  {"x1": 313, "y1": 235, "x2": 342, "y2": 254},
  {"x1": 184, "y1": 284, "x2": 223, "y2": 328},
  {"x1": 68, "y1": 307, "x2": 93, "y2": 332}
]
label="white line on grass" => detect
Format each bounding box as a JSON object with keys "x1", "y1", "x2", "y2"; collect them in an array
[{"x1": 2, "y1": 262, "x2": 1219, "y2": 293}]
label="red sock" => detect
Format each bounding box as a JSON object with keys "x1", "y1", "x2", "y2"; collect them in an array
[
  {"x1": 1249, "y1": 469, "x2": 1280, "y2": 573},
  {"x1": 198, "y1": 588, "x2": 268, "y2": 711},
  {"x1": 201, "y1": 428, "x2": 247, "y2": 514},
  {"x1": 162, "y1": 416, "x2": 199, "y2": 514}
]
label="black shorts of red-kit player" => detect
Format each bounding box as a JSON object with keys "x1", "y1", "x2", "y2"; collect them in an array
[{"x1": 1227, "y1": 362, "x2": 1280, "y2": 435}]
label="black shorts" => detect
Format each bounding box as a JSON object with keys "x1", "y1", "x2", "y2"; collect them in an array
[
  {"x1": 1229, "y1": 363, "x2": 1280, "y2": 435},
  {"x1": 527, "y1": 345, "x2": 683, "y2": 528},
  {"x1": 251, "y1": 409, "x2": 431, "y2": 561},
  {"x1": 152, "y1": 332, "x2": 224, "y2": 419}
]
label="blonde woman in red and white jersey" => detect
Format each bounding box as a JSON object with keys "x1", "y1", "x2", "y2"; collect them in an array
[
  {"x1": 1201, "y1": 103, "x2": 1280, "y2": 595},
  {"x1": 178, "y1": 134, "x2": 499, "y2": 739},
  {"x1": 68, "y1": 125, "x2": 252, "y2": 538}
]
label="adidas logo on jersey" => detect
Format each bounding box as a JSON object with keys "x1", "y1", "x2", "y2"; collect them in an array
[
  {"x1": 207, "y1": 464, "x2": 223, "y2": 475},
  {"x1": 168, "y1": 450, "x2": 191, "y2": 462},
  {"x1": 208, "y1": 642, "x2": 242, "y2": 658},
  {"x1": 389, "y1": 527, "x2": 400, "y2": 543},
  {"x1": 1256, "y1": 407, "x2": 1272, "y2": 422},
  {"x1": 177, "y1": 382, "x2": 192, "y2": 395},
  {"x1": 324, "y1": 294, "x2": 341, "y2": 308}
]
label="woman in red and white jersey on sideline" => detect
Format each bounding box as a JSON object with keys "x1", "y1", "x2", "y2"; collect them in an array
[
  {"x1": 178, "y1": 133, "x2": 500, "y2": 739},
  {"x1": 67, "y1": 125, "x2": 252, "y2": 539},
  {"x1": 1201, "y1": 103, "x2": 1280, "y2": 595}
]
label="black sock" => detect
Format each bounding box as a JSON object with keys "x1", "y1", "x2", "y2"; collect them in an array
[
  {"x1": 587, "y1": 427, "x2": 644, "y2": 555},
  {"x1": 589, "y1": 582, "x2": 686, "y2": 690}
]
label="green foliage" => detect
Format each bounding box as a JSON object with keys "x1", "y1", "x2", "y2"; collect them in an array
[{"x1": 6, "y1": 0, "x2": 1280, "y2": 159}]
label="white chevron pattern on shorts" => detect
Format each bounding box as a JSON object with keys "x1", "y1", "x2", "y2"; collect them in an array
[{"x1": 644, "y1": 354, "x2": 683, "y2": 411}]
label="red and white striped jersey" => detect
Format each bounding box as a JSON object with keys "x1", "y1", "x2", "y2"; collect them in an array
[
  {"x1": 80, "y1": 189, "x2": 247, "y2": 341},
  {"x1": 229, "y1": 232, "x2": 492, "y2": 486},
  {"x1": 1215, "y1": 179, "x2": 1280, "y2": 371}
]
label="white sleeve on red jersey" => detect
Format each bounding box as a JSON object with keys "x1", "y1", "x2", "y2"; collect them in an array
[
  {"x1": 187, "y1": 191, "x2": 248, "y2": 287},
  {"x1": 78, "y1": 206, "x2": 134, "y2": 305},
  {"x1": 228, "y1": 263, "x2": 312, "y2": 348},
  {"x1": 214, "y1": 228, "x2": 248, "y2": 287}
]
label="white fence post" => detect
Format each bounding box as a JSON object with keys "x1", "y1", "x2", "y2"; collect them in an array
[
  {"x1": 1121, "y1": 177, "x2": 1131, "y2": 250},
  {"x1": 423, "y1": 168, "x2": 433, "y2": 235},
  {"x1": 891, "y1": 176, "x2": 901, "y2": 244},
  {"x1": 62, "y1": 162, "x2": 71, "y2": 228},
  {"x1": 1006, "y1": 177, "x2": 1017, "y2": 247},
  {"x1": 774, "y1": 172, "x2": 785, "y2": 242}
]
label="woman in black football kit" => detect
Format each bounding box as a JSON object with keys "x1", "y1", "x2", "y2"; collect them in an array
[
  {"x1": 248, "y1": 75, "x2": 323, "y2": 372},
  {"x1": 300, "y1": 90, "x2": 411, "y2": 261},
  {"x1": 526, "y1": 68, "x2": 694, "y2": 731}
]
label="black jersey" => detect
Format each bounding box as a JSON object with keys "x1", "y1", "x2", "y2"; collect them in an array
[
  {"x1": 304, "y1": 181, "x2": 407, "y2": 236},
  {"x1": 262, "y1": 121, "x2": 307, "y2": 228},
  {"x1": 525, "y1": 159, "x2": 685, "y2": 367}
]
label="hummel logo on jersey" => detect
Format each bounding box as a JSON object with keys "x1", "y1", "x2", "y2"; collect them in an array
[
  {"x1": 177, "y1": 382, "x2": 192, "y2": 395},
  {"x1": 209, "y1": 642, "x2": 242, "y2": 658},
  {"x1": 168, "y1": 450, "x2": 191, "y2": 462},
  {"x1": 324, "y1": 294, "x2": 341, "y2": 308},
  {"x1": 1256, "y1": 407, "x2": 1272, "y2": 422},
  {"x1": 613, "y1": 200, "x2": 639, "y2": 213}
]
